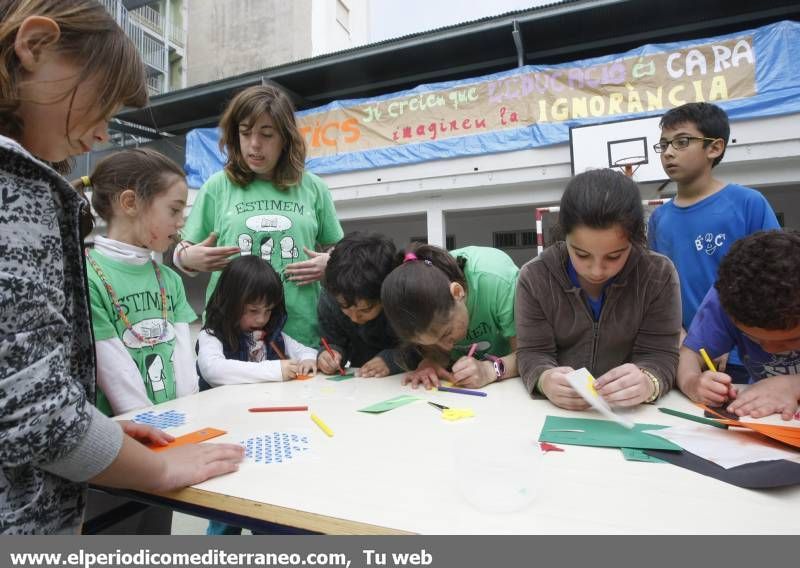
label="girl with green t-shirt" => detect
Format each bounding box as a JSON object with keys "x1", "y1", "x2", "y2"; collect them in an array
[
  {"x1": 175, "y1": 85, "x2": 344, "y2": 347},
  {"x1": 80, "y1": 148, "x2": 199, "y2": 418},
  {"x1": 381, "y1": 244, "x2": 520, "y2": 389},
  {"x1": 80, "y1": 148, "x2": 205, "y2": 534}
]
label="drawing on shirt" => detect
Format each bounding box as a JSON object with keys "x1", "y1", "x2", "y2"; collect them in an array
[
  {"x1": 121, "y1": 318, "x2": 176, "y2": 349},
  {"x1": 145, "y1": 353, "x2": 169, "y2": 403},
  {"x1": 695, "y1": 232, "x2": 727, "y2": 255},
  {"x1": 279, "y1": 235, "x2": 299, "y2": 259},
  {"x1": 242, "y1": 214, "x2": 300, "y2": 272},
  {"x1": 747, "y1": 350, "x2": 800, "y2": 379},
  {"x1": 260, "y1": 236, "x2": 274, "y2": 260},
  {"x1": 238, "y1": 233, "x2": 253, "y2": 255}
]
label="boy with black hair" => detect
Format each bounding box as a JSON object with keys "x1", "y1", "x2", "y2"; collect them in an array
[
  {"x1": 648, "y1": 102, "x2": 780, "y2": 382},
  {"x1": 318, "y1": 232, "x2": 410, "y2": 377},
  {"x1": 678, "y1": 231, "x2": 800, "y2": 420}
]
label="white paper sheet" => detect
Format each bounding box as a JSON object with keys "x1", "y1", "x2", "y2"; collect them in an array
[
  {"x1": 565, "y1": 368, "x2": 635, "y2": 429},
  {"x1": 649, "y1": 424, "x2": 800, "y2": 469}
]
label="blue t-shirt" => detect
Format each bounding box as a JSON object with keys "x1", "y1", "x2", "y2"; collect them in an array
[
  {"x1": 566, "y1": 257, "x2": 612, "y2": 321},
  {"x1": 648, "y1": 184, "x2": 779, "y2": 329},
  {"x1": 684, "y1": 288, "x2": 800, "y2": 383}
]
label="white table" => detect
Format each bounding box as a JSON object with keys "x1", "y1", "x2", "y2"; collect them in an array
[{"x1": 106, "y1": 374, "x2": 800, "y2": 534}]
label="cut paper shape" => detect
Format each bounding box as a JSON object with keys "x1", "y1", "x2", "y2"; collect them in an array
[
  {"x1": 240, "y1": 431, "x2": 311, "y2": 464},
  {"x1": 295, "y1": 373, "x2": 314, "y2": 381},
  {"x1": 646, "y1": 424, "x2": 800, "y2": 469},
  {"x1": 358, "y1": 394, "x2": 420, "y2": 413},
  {"x1": 565, "y1": 368, "x2": 634, "y2": 428},
  {"x1": 701, "y1": 404, "x2": 800, "y2": 449},
  {"x1": 150, "y1": 427, "x2": 226, "y2": 452},
  {"x1": 646, "y1": 449, "x2": 800, "y2": 489},
  {"x1": 539, "y1": 442, "x2": 564, "y2": 453},
  {"x1": 621, "y1": 447, "x2": 666, "y2": 463},
  {"x1": 326, "y1": 372, "x2": 355, "y2": 381},
  {"x1": 132, "y1": 409, "x2": 187, "y2": 430},
  {"x1": 441, "y1": 408, "x2": 475, "y2": 421},
  {"x1": 538, "y1": 416, "x2": 681, "y2": 451}
]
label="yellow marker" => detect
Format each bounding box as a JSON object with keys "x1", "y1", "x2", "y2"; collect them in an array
[
  {"x1": 310, "y1": 413, "x2": 334, "y2": 437},
  {"x1": 699, "y1": 348, "x2": 718, "y2": 373},
  {"x1": 586, "y1": 375, "x2": 598, "y2": 396}
]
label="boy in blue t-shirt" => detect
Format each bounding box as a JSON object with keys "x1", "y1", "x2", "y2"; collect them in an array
[
  {"x1": 679, "y1": 231, "x2": 800, "y2": 420},
  {"x1": 648, "y1": 102, "x2": 780, "y2": 382}
]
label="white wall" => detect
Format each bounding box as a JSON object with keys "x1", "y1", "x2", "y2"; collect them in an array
[{"x1": 311, "y1": 0, "x2": 369, "y2": 57}]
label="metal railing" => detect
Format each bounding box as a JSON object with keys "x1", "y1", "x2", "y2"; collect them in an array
[{"x1": 99, "y1": 0, "x2": 184, "y2": 81}]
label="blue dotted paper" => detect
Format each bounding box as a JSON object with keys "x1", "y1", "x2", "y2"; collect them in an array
[
  {"x1": 132, "y1": 410, "x2": 187, "y2": 430},
  {"x1": 241, "y1": 432, "x2": 311, "y2": 465}
]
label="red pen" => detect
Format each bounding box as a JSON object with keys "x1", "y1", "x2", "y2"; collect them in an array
[
  {"x1": 321, "y1": 337, "x2": 345, "y2": 375},
  {"x1": 249, "y1": 406, "x2": 308, "y2": 413}
]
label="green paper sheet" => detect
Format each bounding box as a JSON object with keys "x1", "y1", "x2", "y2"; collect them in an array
[
  {"x1": 621, "y1": 447, "x2": 667, "y2": 463},
  {"x1": 326, "y1": 372, "x2": 355, "y2": 381},
  {"x1": 538, "y1": 415, "x2": 682, "y2": 451},
  {"x1": 358, "y1": 394, "x2": 420, "y2": 413}
]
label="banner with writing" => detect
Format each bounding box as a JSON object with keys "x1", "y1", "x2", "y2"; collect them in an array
[{"x1": 185, "y1": 20, "x2": 800, "y2": 186}]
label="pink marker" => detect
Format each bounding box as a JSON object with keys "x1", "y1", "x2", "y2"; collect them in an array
[{"x1": 466, "y1": 343, "x2": 478, "y2": 358}]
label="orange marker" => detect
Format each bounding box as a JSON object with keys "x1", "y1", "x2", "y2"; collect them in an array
[
  {"x1": 270, "y1": 341, "x2": 287, "y2": 360},
  {"x1": 148, "y1": 427, "x2": 226, "y2": 452}
]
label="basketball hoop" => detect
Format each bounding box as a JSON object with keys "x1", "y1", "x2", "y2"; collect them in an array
[{"x1": 612, "y1": 156, "x2": 645, "y2": 178}]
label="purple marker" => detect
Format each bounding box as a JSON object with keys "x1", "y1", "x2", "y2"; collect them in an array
[{"x1": 436, "y1": 385, "x2": 487, "y2": 397}]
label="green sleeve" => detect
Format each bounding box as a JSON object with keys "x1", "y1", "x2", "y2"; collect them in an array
[
  {"x1": 492, "y1": 273, "x2": 518, "y2": 339},
  {"x1": 311, "y1": 174, "x2": 344, "y2": 246},
  {"x1": 163, "y1": 266, "x2": 197, "y2": 324},
  {"x1": 87, "y1": 273, "x2": 119, "y2": 341},
  {"x1": 182, "y1": 175, "x2": 219, "y2": 244}
]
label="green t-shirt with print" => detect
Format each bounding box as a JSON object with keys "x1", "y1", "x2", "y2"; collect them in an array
[
  {"x1": 182, "y1": 170, "x2": 343, "y2": 346},
  {"x1": 449, "y1": 246, "x2": 519, "y2": 360},
  {"x1": 87, "y1": 251, "x2": 197, "y2": 416}
]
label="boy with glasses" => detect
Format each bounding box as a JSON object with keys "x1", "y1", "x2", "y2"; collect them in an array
[
  {"x1": 648, "y1": 102, "x2": 780, "y2": 384},
  {"x1": 678, "y1": 231, "x2": 800, "y2": 419}
]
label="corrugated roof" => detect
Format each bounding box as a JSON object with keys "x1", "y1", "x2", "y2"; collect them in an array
[{"x1": 115, "y1": 0, "x2": 800, "y2": 137}]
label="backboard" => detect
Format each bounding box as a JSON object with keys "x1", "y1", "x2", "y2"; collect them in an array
[{"x1": 570, "y1": 115, "x2": 668, "y2": 183}]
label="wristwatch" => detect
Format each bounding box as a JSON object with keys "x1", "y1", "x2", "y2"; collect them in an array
[{"x1": 483, "y1": 354, "x2": 505, "y2": 381}]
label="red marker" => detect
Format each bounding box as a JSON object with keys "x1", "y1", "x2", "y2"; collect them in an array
[
  {"x1": 249, "y1": 406, "x2": 308, "y2": 413},
  {"x1": 321, "y1": 337, "x2": 345, "y2": 375}
]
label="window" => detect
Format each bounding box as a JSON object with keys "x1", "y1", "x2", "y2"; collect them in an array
[
  {"x1": 410, "y1": 235, "x2": 456, "y2": 250},
  {"x1": 493, "y1": 231, "x2": 518, "y2": 249},
  {"x1": 520, "y1": 230, "x2": 536, "y2": 247},
  {"x1": 493, "y1": 230, "x2": 537, "y2": 249}
]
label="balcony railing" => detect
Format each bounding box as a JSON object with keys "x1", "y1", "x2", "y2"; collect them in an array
[{"x1": 99, "y1": 0, "x2": 184, "y2": 78}]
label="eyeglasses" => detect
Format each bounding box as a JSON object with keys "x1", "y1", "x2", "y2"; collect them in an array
[{"x1": 653, "y1": 136, "x2": 719, "y2": 153}]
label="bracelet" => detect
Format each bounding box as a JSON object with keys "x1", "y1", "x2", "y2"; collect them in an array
[{"x1": 641, "y1": 369, "x2": 661, "y2": 403}]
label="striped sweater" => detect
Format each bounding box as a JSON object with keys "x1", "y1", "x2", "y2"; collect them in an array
[{"x1": 0, "y1": 135, "x2": 123, "y2": 534}]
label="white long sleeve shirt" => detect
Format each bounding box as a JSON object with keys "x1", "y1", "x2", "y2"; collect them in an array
[{"x1": 197, "y1": 330, "x2": 317, "y2": 386}]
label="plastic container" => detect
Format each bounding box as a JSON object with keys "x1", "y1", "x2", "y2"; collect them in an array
[{"x1": 453, "y1": 429, "x2": 541, "y2": 513}]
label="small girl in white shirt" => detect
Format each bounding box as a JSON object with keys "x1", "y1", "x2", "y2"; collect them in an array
[{"x1": 197, "y1": 255, "x2": 317, "y2": 388}]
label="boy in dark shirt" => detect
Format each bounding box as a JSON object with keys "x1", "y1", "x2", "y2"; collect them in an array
[{"x1": 318, "y1": 232, "x2": 410, "y2": 376}]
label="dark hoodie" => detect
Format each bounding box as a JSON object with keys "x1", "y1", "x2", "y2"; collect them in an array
[{"x1": 515, "y1": 241, "x2": 681, "y2": 399}]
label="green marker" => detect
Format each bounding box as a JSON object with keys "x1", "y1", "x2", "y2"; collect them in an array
[{"x1": 658, "y1": 407, "x2": 728, "y2": 429}]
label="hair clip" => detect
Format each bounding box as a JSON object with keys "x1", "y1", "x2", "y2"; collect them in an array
[
  {"x1": 80, "y1": 175, "x2": 91, "y2": 187},
  {"x1": 403, "y1": 252, "x2": 418, "y2": 263}
]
